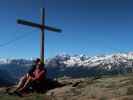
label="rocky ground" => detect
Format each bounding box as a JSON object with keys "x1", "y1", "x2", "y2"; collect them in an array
[{"x1": 1, "y1": 74, "x2": 133, "y2": 100}]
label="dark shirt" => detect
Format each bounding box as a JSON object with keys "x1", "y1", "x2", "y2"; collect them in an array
[{"x1": 28, "y1": 65, "x2": 36, "y2": 76}]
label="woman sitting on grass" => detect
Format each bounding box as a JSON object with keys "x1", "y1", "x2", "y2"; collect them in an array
[{"x1": 15, "y1": 59, "x2": 46, "y2": 93}]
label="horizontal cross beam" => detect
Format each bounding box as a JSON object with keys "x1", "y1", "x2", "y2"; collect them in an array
[
  {"x1": 17, "y1": 19, "x2": 62, "y2": 32},
  {"x1": 45, "y1": 25, "x2": 62, "y2": 32},
  {"x1": 17, "y1": 19, "x2": 42, "y2": 29}
]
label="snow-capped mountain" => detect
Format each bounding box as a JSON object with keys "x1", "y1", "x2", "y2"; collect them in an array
[
  {"x1": 1, "y1": 52, "x2": 133, "y2": 86},
  {"x1": 46, "y1": 52, "x2": 133, "y2": 78},
  {"x1": 0, "y1": 58, "x2": 33, "y2": 65}
]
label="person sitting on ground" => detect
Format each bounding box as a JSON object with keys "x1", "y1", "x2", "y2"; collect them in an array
[
  {"x1": 15, "y1": 59, "x2": 46, "y2": 93},
  {"x1": 28, "y1": 58, "x2": 41, "y2": 77},
  {"x1": 15, "y1": 62, "x2": 46, "y2": 92}
]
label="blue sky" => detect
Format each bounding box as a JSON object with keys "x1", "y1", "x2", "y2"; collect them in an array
[{"x1": 0, "y1": 0, "x2": 132, "y2": 58}]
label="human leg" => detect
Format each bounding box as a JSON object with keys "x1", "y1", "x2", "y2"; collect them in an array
[
  {"x1": 17, "y1": 76, "x2": 33, "y2": 92},
  {"x1": 16, "y1": 75, "x2": 28, "y2": 91}
]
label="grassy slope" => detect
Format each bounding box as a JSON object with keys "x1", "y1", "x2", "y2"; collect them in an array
[
  {"x1": 0, "y1": 92, "x2": 52, "y2": 100},
  {"x1": 1, "y1": 74, "x2": 133, "y2": 100}
]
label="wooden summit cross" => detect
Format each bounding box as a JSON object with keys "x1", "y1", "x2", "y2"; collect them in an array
[{"x1": 17, "y1": 8, "x2": 62, "y2": 62}]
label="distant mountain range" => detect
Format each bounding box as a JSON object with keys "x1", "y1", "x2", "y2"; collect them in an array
[
  {"x1": 46, "y1": 52, "x2": 133, "y2": 78},
  {"x1": 0, "y1": 52, "x2": 133, "y2": 86}
]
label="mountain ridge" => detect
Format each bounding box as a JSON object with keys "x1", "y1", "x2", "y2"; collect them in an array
[{"x1": 0, "y1": 52, "x2": 133, "y2": 85}]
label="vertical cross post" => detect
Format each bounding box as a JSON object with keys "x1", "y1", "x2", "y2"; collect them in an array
[{"x1": 41, "y1": 8, "x2": 45, "y2": 62}]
